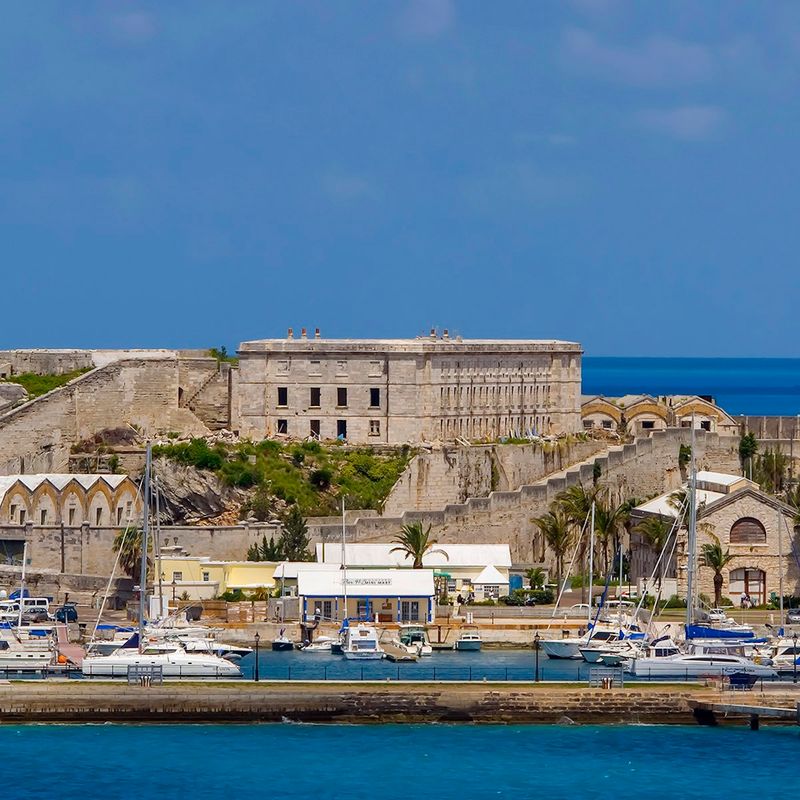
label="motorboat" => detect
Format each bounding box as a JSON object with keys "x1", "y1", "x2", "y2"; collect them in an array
[
  {"x1": 272, "y1": 628, "x2": 294, "y2": 652},
  {"x1": 540, "y1": 624, "x2": 622, "y2": 660},
  {"x1": 397, "y1": 624, "x2": 433, "y2": 657},
  {"x1": 768, "y1": 638, "x2": 800, "y2": 674},
  {"x1": 81, "y1": 634, "x2": 242, "y2": 678},
  {"x1": 454, "y1": 626, "x2": 482, "y2": 651},
  {"x1": 0, "y1": 628, "x2": 54, "y2": 672},
  {"x1": 341, "y1": 624, "x2": 384, "y2": 660},
  {"x1": 579, "y1": 638, "x2": 643, "y2": 664},
  {"x1": 299, "y1": 636, "x2": 338, "y2": 653},
  {"x1": 627, "y1": 652, "x2": 777, "y2": 679},
  {"x1": 179, "y1": 638, "x2": 253, "y2": 661}
]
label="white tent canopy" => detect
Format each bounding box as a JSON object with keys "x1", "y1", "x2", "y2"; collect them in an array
[{"x1": 472, "y1": 564, "x2": 508, "y2": 585}]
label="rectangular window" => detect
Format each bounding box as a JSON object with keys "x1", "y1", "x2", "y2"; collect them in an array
[
  {"x1": 583, "y1": 420, "x2": 594, "y2": 430},
  {"x1": 40, "y1": 509, "x2": 47, "y2": 525},
  {"x1": 19, "y1": 509, "x2": 25, "y2": 525},
  {"x1": 602, "y1": 420, "x2": 612, "y2": 430},
  {"x1": 277, "y1": 419, "x2": 288, "y2": 434},
  {"x1": 116, "y1": 506, "x2": 123, "y2": 525},
  {"x1": 68, "y1": 507, "x2": 76, "y2": 525},
  {"x1": 337, "y1": 387, "x2": 348, "y2": 407},
  {"x1": 310, "y1": 419, "x2": 321, "y2": 439},
  {"x1": 309, "y1": 360, "x2": 321, "y2": 376},
  {"x1": 336, "y1": 360, "x2": 347, "y2": 375},
  {"x1": 369, "y1": 360, "x2": 382, "y2": 377},
  {"x1": 369, "y1": 387, "x2": 380, "y2": 407},
  {"x1": 482, "y1": 584, "x2": 500, "y2": 599},
  {"x1": 9, "y1": 504, "x2": 16, "y2": 522},
  {"x1": 337, "y1": 419, "x2": 347, "y2": 439},
  {"x1": 276, "y1": 359, "x2": 289, "y2": 374},
  {"x1": 95, "y1": 508, "x2": 102, "y2": 526},
  {"x1": 172, "y1": 571, "x2": 183, "y2": 582},
  {"x1": 277, "y1": 387, "x2": 288, "y2": 407},
  {"x1": 202, "y1": 571, "x2": 210, "y2": 582},
  {"x1": 310, "y1": 387, "x2": 321, "y2": 407},
  {"x1": 322, "y1": 600, "x2": 332, "y2": 620},
  {"x1": 641, "y1": 420, "x2": 655, "y2": 430},
  {"x1": 369, "y1": 420, "x2": 380, "y2": 437}
]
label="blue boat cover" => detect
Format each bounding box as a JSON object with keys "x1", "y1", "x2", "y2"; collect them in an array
[{"x1": 685, "y1": 624, "x2": 755, "y2": 640}]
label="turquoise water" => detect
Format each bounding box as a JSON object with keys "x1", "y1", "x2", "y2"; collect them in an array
[
  {"x1": 4, "y1": 723, "x2": 798, "y2": 798},
  {"x1": 583, "y1": 357, "x2": 800, "y2": 416}
]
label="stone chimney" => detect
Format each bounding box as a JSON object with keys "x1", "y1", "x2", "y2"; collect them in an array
[
  {"x1": 287, "y1": 327, "x2": 294, "y2": 339},
  {"x1": 430, "y1": 328, "x2": 436, "y2": 339},
  {"x1": 314, "y1": 327, "x2": 321, "y2": 339},
  {"x1": 301, "y1": 327, "x2": 307, "y2": 339},
  {"x1": 443, "y1": 329, "x2": 449, "y2": 340}
]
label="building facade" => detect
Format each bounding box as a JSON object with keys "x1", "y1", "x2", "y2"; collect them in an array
[
  {"x1": 630, "y1": 472, "x2": 799, "y2": 605},
  {"x1": 237, "y1": 330, "x2": 582, "y2": 444}
]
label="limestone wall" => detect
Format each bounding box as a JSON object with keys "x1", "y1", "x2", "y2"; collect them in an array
[
  {"x1": 0, "y1": 521, "x2": 275, "y2": 576},
  {"x1": 382, "y1": 439, "x2": 608, "y2": 516},
  {"x1": 0, "y1": 359, "x2": 209, "y2": 475},
  {"x1": 309, "y1": 429, "x2": 741, "y2": 564}
]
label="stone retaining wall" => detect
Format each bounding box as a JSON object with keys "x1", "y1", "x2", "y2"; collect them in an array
[{"x1": 0, "y1": 682, "x2": 724, "y2": 724}]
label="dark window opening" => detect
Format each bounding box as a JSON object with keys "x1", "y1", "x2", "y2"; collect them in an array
[
  {"x1": 277, "y1": 387, "x2": 288, "y2": 406},
  {"x1": 641, "y1": 420, "x2": 655, "y2": 430},
  {"x1": 369, "y1": 388, "x2": 380, "y2": 408},
  {"x1": 337, "y1": 387, "x2": 348, "y2": 407},
  {"x1": 337, "y1": 420, "x2": 347, "y2": 439},
  {"x1": 310, "y1": 419, "x2": 321, "y2": 439},
  {"x1": 310, "y1": 387, "x2": 321, "y2": 407},
  {"x1": 700, "y1": 420, "x2": 711, "y2": 431},
  {"x1": 277, "y1": 419, "x2": 288, "y2": 434}
]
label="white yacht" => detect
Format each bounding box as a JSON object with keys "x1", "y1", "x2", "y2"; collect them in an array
[
  {"x1": 397, "y1": 624, "x2": 433, "y2": 656},
  {"x1": 81, "y1": 635, "x2": 242, "y2": 678},
  {"x1": 768, "y1": 638, "x2": 800, "y2": 674},
  {"x1": 299, "y1": 635, "x2": 338, "y2": 653},
  {"x1": 341, "y1": 624, "x2": 384, "y2": 660},
  {"x1": 0, "y1": 629, "x2": 54, "y2": 672},
  {"x1": 454, "y1": 627, "x2": 482, "y2": 651},
  {"x1": 627, "y1": 651, "x2": 777, "y2": 679},
  {"x1": 541, "y1": 624, "x2": 621, "y2": 660}
]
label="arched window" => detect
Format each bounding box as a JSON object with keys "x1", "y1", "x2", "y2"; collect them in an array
[{"x1": 730, "y1": 517, "x2": 767, "y2": 544}]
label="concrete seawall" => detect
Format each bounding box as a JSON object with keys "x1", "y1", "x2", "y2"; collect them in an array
[{"x1": 3, "y1": 681, "x2": 794, "y2": 725}]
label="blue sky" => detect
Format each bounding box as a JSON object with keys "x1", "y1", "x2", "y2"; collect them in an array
[{"x1": 2, "y1": 1, "x2": 799, "y2": 357}]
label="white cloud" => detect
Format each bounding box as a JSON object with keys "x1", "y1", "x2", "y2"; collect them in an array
[
  {"x1": 561, "y1": 28, "x2": 714, "y2": 86},
  {"x1": 634, "y1": 105, "x2": 726, "y2": 141},
  {"x1": 397, "y1": 0, "x2": 455, "y2": 41}
]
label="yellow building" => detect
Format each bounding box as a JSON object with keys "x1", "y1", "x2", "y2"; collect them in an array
[{"x1": 158, "y1": 556, "x2": 278, "y2": 600}]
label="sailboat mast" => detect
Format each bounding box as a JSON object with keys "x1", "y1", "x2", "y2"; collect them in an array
[
  {"x1": 17, "y1": 540, "x2": 28, "y2": 628},
  {"x1": 685, "y1": 417, "x2": 697, "y2": 626},
  {"x1": 587, "y1": 502, "x2": 595, "y2": 628},
  {"x1": 341, "y1": 496, "x2": 348, "y2": 621},
  {"x1": 154, "y1": 476, "x2": 164, "y2": 619},
  {"x1": 778, "y1": 502, "x2": 784, "y2": 628},
  {"x1": 138, "y1": 443, "x2": 152, "y2": 654}
]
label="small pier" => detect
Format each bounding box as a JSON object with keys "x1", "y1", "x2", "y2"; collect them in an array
[{"x1": 690, "y1": 700, "x2": 800, "y2": 730}]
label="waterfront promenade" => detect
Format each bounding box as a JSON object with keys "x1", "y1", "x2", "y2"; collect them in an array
[{"x1": 2, "y1": 680, "x2": 799, "y2": 725}]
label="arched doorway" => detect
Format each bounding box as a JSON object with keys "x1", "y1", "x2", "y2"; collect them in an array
[{"x1": 729, "y1": 567, "x2": 766, "y2": 605}]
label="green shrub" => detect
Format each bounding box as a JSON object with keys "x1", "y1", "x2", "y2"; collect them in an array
[
  {"x1": 310, "y1": 467, "x2": 333, "y2": 490},
  {"x1": 219, "y1": 589, "x2": 245, "y2": 602}
]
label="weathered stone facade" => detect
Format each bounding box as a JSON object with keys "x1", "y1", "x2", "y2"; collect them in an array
[{"x1": 237, "y1": 331, "x2": 582, "y2": 444}]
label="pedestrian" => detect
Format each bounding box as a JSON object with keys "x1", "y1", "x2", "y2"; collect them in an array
[{"x1": 740, "y1": 591, "x2": 747, "y2": 609}]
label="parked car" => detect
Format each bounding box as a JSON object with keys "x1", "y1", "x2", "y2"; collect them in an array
[
  {"x1": 786, "y1": 608, "x2": 800, "y2": 624},
  {"x1": 55, "y1": 603, "x2": 78, "y2": 623}
]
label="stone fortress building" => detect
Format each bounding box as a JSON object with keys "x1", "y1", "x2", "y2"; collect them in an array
[{"x1": 236, "y1": 329, "x2": 583, "y2": 444}]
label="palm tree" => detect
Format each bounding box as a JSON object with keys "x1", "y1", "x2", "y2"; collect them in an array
[
  {"x1": 532, "y1": 506, "x2": 573, "y2": 589},
  {"x1": 633, "y1": 515, "x2": 673, "y2": 590},
  {"x1": 526, "y1": 567, "x2": 546, "y2": 590},
  {"x1": 556, "y1": 484, "x2": 598, "y2": 598},
  {"x1": 699, "y1": 534, "x2": 735, "y2": 607},
  {"x1": 113, "y1": 526, "x2": 150, "y2": 586},
  {"x1": 594, "y1": 497, "x2": 626, "y2": 574},
  {"x1": 785, "y1": 485, "x2": 800, "y2": 530},
  {"x1": 391, "y1": 521, "x2": 448, "y2": 568}
]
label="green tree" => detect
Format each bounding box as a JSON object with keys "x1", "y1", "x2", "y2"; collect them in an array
[
  {"x1": 391, "y1": 521, "x2": 448, "y2": 568},
  {"x1": 594, "y1": 498, "x2": 625, "y2": 574},
  {"x1": 261, "y1": 534, "x2": 283, "y2": 561},
  {"x1": 532, "y1": 506, "x2": 573, "y2": 588},
  {"x1": 526, "y1": 567, "x2": 546, "y2": 590},
  {"x1": 785, "y1": 484, "x2": 800, "y2": 530},
  {"x1": 113, "y1": 526, "x2": 150, "y2": 586},
  {"x1": 699, "y1": 534, "x2": 735, "y2": 607},
  {"x1": 739, "y1": 432, "x2": 758, "y2": 475},
  {"x1": 633, "y1": 515, "x2": 673, "y2": 589},
  {"x1": 279, "y1": 506, "x2": 312, "y2": 561}
]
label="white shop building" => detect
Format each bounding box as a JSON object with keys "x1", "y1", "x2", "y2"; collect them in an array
[
  {"x1": 314, "y1": 542, "x2": 511, "y2": 600},
  {"x1": 297, "y1": 568, "x2": 436, "y2": 624}
]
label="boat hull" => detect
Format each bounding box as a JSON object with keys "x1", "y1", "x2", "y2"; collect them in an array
[
  {"x1": 454, "y1": 641, "x2": 481, "y2": 651},
  {"x1": 271, "y1": 641, "x2": 294, "y2": 652},
  {"x1": 541, "y1": 639, "x2": 582, "y2": 659},
  {"x1": 628, "y1": 659, "x2": 776, "y2": 679},
  {"x1": 342, "y1": 651, "x2": 383, "y2": 660}
]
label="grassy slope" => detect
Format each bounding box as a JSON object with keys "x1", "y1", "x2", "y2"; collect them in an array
[{"x1": 0, "y1": 368, "x2": 91, "y2": 399}]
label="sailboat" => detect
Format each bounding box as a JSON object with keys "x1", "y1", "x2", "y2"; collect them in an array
[{"x1": 81, "y1": 445, "x2": 242, "y2": 679}]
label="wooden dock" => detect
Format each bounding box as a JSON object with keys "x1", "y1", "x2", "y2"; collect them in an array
[{"x1": 689, "y1": 700, "x2": 800, "y2": 730}]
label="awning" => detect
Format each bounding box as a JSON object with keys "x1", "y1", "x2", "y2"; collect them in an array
[{"x1": 473, "y1": 565, "x2": 508, "y2": 585}]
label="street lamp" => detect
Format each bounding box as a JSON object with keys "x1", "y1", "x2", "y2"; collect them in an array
[
  {"x1": 793, "y1": 632, "x2": 798, "y2": 685},
  {"x1": 534, "y1": 631, "x2": 541, "y2": 683},
  {"x1": 171, "y1": 578, "x2": 177, "y2": 603},
  {"x1": 254, "y1": 632, "x2": 260, "y2": 682}
]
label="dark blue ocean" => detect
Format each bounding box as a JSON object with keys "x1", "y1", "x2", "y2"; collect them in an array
[
  {"x1": 5, "y1": 723, "x2": 797, "y2": 798},
  {"x1": 583, "y1": 357, "x2": 800, "y2": 416}
]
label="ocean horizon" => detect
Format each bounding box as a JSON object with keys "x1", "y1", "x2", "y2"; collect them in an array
[{"x1": 583, "y1": 357, "x2": 800, "y2": 417}]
